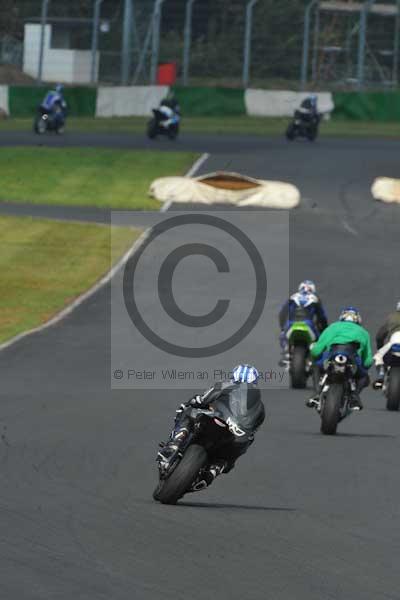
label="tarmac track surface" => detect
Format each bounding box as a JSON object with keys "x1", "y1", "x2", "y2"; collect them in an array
[{"x1": 1, "y1": 133, "x2": 400, "y2": 600}]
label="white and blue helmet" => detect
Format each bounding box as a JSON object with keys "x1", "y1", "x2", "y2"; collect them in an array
[
  {"x1": 298, "y1": 280, "x2": 316, "y2": 295},
  {"x1": 339, "y1": 306, "x2": 362, "y2": 324},
  {"x1": 232, "y1": 364, "x2": 259, "y2": 385}
]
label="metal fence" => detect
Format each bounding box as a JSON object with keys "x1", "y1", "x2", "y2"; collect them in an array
[
  {"x1": 0, "y1": 0, "x2": 399, "y2": 89},
  {"x1": 302, "y1": 1, "x2": 400, "y2": 90}
]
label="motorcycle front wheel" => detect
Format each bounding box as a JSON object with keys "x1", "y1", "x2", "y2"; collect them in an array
[
  {"x1": 320, "y1": 383, "x2": 343, "y2": 435},
  {"x1": 154, "y1": 444, "x2": 208, "y2": 505}
]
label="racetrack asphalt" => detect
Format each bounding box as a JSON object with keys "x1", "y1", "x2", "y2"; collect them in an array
[{"x1": 1, "y1": 132, "x2": 400, "y2": 600}]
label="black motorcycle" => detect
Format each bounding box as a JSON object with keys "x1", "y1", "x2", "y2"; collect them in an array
[
  {"x1": 147, "y1": 107, "x2": 180, "y2": 140},
  {"x1": 153, "y1": 396, "x2": 260, "y2": 505},
  {"x1": 315, "y1": 344, "x2": 359, "y2": 435},
  {"x1": 34, "y1": 105, "x2": 65, "y2": 135},
  {"x1": 286, "y1": 110, "x2": 319, "y2": 142},
  {"x1": 382, "y1": 343, "x2": 400, "y2": 411}
]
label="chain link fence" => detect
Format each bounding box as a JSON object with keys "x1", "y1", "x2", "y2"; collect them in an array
[{"x1": 0, "y1": 0, "x2": 399, "y2": 89}]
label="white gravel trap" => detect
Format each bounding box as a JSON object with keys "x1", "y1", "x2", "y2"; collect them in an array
[
  {"x1": 149, "y1": 171, "x2": 300, "y2": 209},
  {"x1": 372, "y1": 177, "x2": 400, "y2": 204}
]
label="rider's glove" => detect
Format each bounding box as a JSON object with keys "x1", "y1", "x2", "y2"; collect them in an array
[
  {"x1": 175, "y1": 403, "x2": 187, "y2": 417},
  {"x1": 189, "y1": 395, "x2": 203, "y2": 407}
]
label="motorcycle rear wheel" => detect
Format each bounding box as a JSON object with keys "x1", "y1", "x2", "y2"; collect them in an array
[
  {"x1": 34, "y1": 116, "x2": 47, "y2": 135},
  {"x1": 154, "y1": 444, "x2": 208, "y2": 505},
  {"x1": 307, "y1": 125, "x2": 318, "y2": 142},
  {"x1": 386, "y1": 366, "x2": 400, "y2": 411},
  {"x1": 320, "y1": 383, "x2": 343, "y2": 435},
  {"x1": 147, "y1": 118, "x2": 158, "y2": 139},
  {"x1": 290, "y1": 345, "x2": 308, "y2": 389},
  {"x1": 286, "y1": 123, "x2": 296, "y2": 141},
  {"x1": 168, "y1": 125, "x2": 179, "y2": 140}
]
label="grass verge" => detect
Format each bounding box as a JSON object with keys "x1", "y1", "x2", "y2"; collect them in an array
[
  {"x1": 0, "y1": 147, "x2": 197, "y2": 209},
  {"x1": 0, "y1": 215, "x2": 140, "y2": 343},
  {"x1": 2, "y1": 116, "x2": 400, "y2": 137}
]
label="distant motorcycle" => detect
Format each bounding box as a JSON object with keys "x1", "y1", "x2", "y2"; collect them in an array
[
  {"x1": 314, "y1": 343, "x2": 360, "y2": 435},
  {"x1": 286, "y1": 321, "x2": 316, "y2": 389},
  {"x1": 286, "y1": 109, "x2": 320, "y2": 142},
  {"x1": 147, "y1": 106, "x2": 180, "y2": 140},
  {"x1": 153, "y1": 398, "x2": 258, "y2": 505},
  {"x1": 382, "y1": 343, "x2": 400, "y2": 411},
  {"x1": 34, "y1": 105, "x2": 65, "y2": 135}
]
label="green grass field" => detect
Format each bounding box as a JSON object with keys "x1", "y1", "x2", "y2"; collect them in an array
[
  {"x1": 0, "y1": 148, "x2": 197, "y2": 209},
  {"x1": 1, "y1": 116, "x2": 400, "y2": 137},
  {"x1": 0, "y1": 215, "x2": 140, "y2": 343}
]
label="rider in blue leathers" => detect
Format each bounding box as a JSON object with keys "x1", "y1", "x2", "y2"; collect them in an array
[
  {"x1": 279, "y1": 280, "x2": 328, "y2": 367},
  {"x1": 40, "y1": 84, "x2": 67, "y2": 129}
]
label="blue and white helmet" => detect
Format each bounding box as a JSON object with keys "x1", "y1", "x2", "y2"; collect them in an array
[
  {"x1": 232, "y1": 364, "x2": 259, "y2": 384},
  {"x1": 339, "y1": 306, "x2": 362, "y2": 324},
  {"x1": 55, "y1": 83, "x2": 64, "y2": 94},
  {"x1": 298, "y1": 280, "x2": 316, "y2": 295}
]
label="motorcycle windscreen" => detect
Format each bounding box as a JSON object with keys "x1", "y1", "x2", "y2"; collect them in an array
[{"x1": 213, "y1": 385, "x2": 264, "y2": 433}]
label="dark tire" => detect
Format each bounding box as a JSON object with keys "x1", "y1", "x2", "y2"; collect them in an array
[
  {"x1": 152, "y1": 481, "x2": 163, "y2": 502},
  {"x1": 320, "y1": 383, "x2": 343, "y2": 435},
  {"x1": 155, "y1": 444, "x2": 208, "y2": 505},
  {"x1": 290, "y1": 345, "x2": 307, "y2": 389},
  {"x1": 286, "y1": 123, "x2": 296, "y2": 141},
  {"x1": 307, "y1": 125, "x2": 318, "y2": 142},
  {"x1": 147, "y1": 118, "x2": 158, "y2": 139},
  {"x1": 386, "y1": 367, "x2": 400, "y2": 411},
  {"x1": 167, "y1": 125, "x2": 179, "y2": 140}
]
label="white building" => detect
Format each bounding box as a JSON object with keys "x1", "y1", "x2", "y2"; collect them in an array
[{"x1": 23, "y1": 21, "x2": 98, "y2": 84}]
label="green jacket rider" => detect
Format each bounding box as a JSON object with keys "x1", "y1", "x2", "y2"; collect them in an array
[
  {"x1": 308, "y1": 307, "x2": 373, "y2": 411},
  {"x1": 311, "y1": 321, "x2": 373, "y2": 368}
]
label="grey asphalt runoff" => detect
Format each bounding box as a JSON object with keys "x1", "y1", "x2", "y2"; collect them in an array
[{"x1": 1, "y1": 132, "x2": 400, "y2": 600}]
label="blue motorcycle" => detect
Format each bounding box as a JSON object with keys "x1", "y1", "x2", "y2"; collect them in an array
[
  {"x1": 147, "y1": 106, "x2": 180, "y2": 140},
  {"x1": 317, "y1": 343, "x2": 359, "y2": 435}
]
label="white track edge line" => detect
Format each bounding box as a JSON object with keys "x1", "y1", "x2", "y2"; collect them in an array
[{"x1": 0, "y1": 152, "x2": 210, "y2": 353}]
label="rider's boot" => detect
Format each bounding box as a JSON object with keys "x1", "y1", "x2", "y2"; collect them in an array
[
  {"x1": 278, "y1": 335, "x2": 290, "y2": 369},
  {"x1": 190, "y1": 461, "x2": 227, "y2": 492},
  {"x1": 373, "y1": 365, "x2": 385, "y2": 390},
  {"x1": 349, "y1": 391, "x2": 363, "y2": 411},
  {"x1": 157, "y1": 426, "x2": 189, "y2": 464},
  {"x1": 306, "y1": 394, "x2": 320, "y2": 409}
]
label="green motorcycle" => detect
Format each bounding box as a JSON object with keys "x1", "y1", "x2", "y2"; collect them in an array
[{"x1": 286, "y1": 321, "x2": 317, "y2": 389}]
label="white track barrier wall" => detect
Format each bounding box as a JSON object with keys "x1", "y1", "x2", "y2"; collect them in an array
[
  {"x1": 0, "y1": 86, "x2": 9, "y2": 115},
  {"x1": 96, "y1": 86, "x2": 170, "y2": 117},
  {"x1": 245, "y1": 90, "x2": 334, "y2": 117}
]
